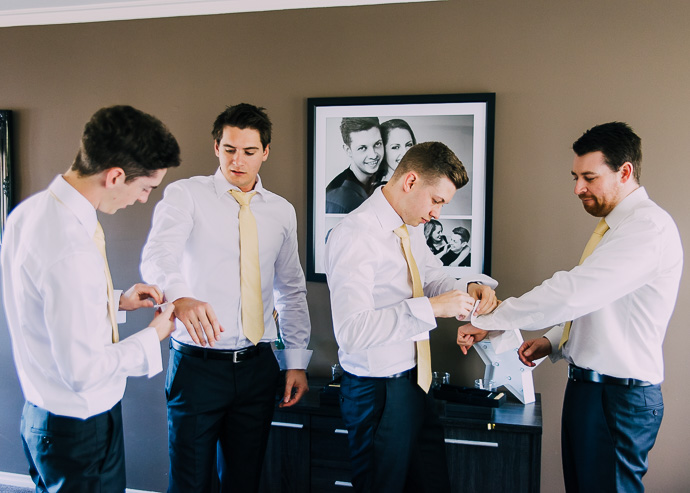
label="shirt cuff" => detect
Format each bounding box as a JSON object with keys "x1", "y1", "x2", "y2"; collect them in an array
[
  {"x1": 455, "y1": 273, "x2": 498, "y2": 292},
  {"x1": 114, "y1": 289, "x2": 126, "y2": 323},
  {"x1": 405, "y1": 297, "x2": 437, "y2": 328},
  {"x1": 273, "y1": 348, "x2": 313, "y2": 370},
  {"x1": 543, "y1": 324, "x2": 564, "y2": 363},
  {"x1": 164, "y1": 283, "x2": 195, "y2": 304},
  {"x1": 140, "y1": 327, "x2": 163, "y2": 378}
]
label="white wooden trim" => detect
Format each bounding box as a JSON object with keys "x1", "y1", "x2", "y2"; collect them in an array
[{"x1": 0, "y1": 0, "x2": 443, "y2": 28}]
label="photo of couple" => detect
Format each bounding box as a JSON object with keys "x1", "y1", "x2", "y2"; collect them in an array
[
  {"x1": 308, "y1": 96, "x2": 492, "y2": 280},
  {"x1": 325, "y1": 117, "x2": 416, "y2": 214},
  {"x1": 322, "y1": 114, "x2": 475, "y2": 267},
  {"x1": 424, "y1": 218, "x2": 473, "y2": 267}
]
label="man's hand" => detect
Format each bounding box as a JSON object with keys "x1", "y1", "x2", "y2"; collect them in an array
[
  {"x1": 467, "y1": 283, "x2": 498, "y2": 316},
  {"x1": 119, "y1": 283, "x2": 163, "y2": 311},
  {"x1": 280, "y1": 369, "x2": 309, "y2": 408},
  {"x1": 456, "y1": 323, "x2": 489, "y2": 355},
  {"x1": 429, "y1": 290, "x2": 475, "y2": 319},
  {"x1": 172, "y1": 297, "x2": 224, "y2": 347},
  {"x1": 518, "y1": 337, "x2": 552, "y2": 367},
  {"x1": 150, "y1": 303, "x2": 176, "y2": 341}
]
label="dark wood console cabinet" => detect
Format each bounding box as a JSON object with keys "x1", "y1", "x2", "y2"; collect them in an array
[{"x1": 259, "y1": 384, "x2": 541, "y2": 493}]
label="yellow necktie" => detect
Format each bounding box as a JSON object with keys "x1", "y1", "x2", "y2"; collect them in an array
[
  {"x1": 93, "y1": 222, "x2": 119, "y2": 343},
  {"x1": 559, "y1": 218, "x2": 610, "y2": 349},
  {"x1": 393, "y1": 224, "x2": 432, "y2": 393},
  {"x1": 230, "y1": 190, "x2": 265, "y2": 345}
]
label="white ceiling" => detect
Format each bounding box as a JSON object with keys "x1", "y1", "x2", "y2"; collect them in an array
[{"x1": 0, "y1": 0, "x2": 442, "y2": 28}]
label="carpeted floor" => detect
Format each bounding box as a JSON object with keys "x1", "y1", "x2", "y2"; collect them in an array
[{"x1": 0, "y1": 486, "x2": 32, "y2": 493}]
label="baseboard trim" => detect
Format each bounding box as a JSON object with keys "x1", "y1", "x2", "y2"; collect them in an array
[{"x1": 0, "y1": 471, "x2": 160, "y2": 492}]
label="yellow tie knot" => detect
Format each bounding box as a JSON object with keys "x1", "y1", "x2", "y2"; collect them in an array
[
  {"x1": 229, "y1": 189, "x2": 256, "y2": 207},
  {"x1": 393, "y1": 224, "x2": 409, "y2": 240}
]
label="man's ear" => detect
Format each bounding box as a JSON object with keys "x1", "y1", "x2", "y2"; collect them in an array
[
  {"x1": 262, "y1": 143, "x2": 270, "y2": 162},
  {"x1": 103, "y1": 167, "x2": 126, "y2": 189},
  {"x1": 401, "y1": 171, "x2": 418, "y2": 192},
  {"x1": 620, "y1": 162, "x2": 634, "y2": 183}
]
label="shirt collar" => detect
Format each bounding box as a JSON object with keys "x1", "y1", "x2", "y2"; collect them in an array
[
  {"x1": 213, "y1": 167, "x2": 265, "y2": 199},
  {"x1": 605, "y1": 186, "x2": 648, "y2": 229},
  {"x1": 48, "y1": 175, "x2": 98, "y2": 237},
  {"x1": 369, "y1": 187, "x2": 405, "y2": 233}
]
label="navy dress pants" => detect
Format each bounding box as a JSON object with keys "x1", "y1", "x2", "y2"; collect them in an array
[
  {"x1": 165, "y1": 343, "x2": 280, "y2": 493},
  {"x1": 21, "y1": 401, "x2": 126, "y2": 493},
  {"x1": 339, "y1": 370, "x2": 450, "y2": 493},
  {"x1": 561, "y1": 379, "x2": 663, "y2": 493}
]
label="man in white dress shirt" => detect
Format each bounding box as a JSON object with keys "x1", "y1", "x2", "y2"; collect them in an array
[
  {"x1": 140, "y1": 103, "x2": 312, "y2": 492},
  {"x1": 458, "y1": 122, "x2": 683, "y2": 492},
  {"x1": 1, "y1": 105, "x2": 180, "y2": 492},
  {"x1": 325, "y1": 141, "x2": 498, "y2": 493}
]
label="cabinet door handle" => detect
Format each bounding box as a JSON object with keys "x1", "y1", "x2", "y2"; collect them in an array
[
  {"x1": 444, "y1": 438, "x2": 498, "y2": 448},
  {"x1": 270, "y1": 421, "x2": 304, "y2": 429},
  {"x1": 334, "y1": 428, "x2": 348, "y2": 435},
  {"x1": 334, "y1": 481, "x2": 353, "y2": 487}
]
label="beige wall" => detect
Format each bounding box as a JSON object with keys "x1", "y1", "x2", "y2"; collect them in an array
[{"x1": 1, "y1": 0, "x2": 689, "y2": 490}]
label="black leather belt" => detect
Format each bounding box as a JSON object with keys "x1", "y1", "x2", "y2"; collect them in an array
[
  {"x1": 170, "y1": 339, "x2": 267, "y2": 363},
  {"x1": 344, "y1": 368, "x2": 415, "y2": 380},
  {"x1": 385, "y1": 369, "x2": 413, "y2": 379},
  {"x1": 568, "y1": 365, "x2": 652, "y2": 387}
]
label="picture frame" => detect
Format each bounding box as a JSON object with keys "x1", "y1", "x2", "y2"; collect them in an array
[
  {"x1": 0, "y1": 110, "x2": 13, "y2": 242},
  {"x1": 307, "y1": 93, "x2": 495, "y2": 282}
]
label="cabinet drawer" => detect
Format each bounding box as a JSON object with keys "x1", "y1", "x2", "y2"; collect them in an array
[
  {"x1": 444, "y1": 426, "x2": 539, "y2": 493},
  {"x1": 310, "y1": 415, "x2": 351, "y2": 464},
  {"x1": 259, "y1": 411, "x2": 310, "y2": 493},
  {"x1": 311, "y1": 466, "x2": 354, "y2": 492}
]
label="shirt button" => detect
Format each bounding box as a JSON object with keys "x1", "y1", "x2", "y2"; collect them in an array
[{"x1": 41, "y1": 436, "x2": 51, "y2": 444}]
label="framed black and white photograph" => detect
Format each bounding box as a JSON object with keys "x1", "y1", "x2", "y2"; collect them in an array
[
  {"x1": 0, "y1": 110, "x2": 13, "y2": 242},
  {"x1": 307, "y1": 93, "x2": 495, "y2": 282}
]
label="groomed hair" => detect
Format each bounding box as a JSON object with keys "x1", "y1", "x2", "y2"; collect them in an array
[
  {"x1": 340, "y1": 117, "x2": 380, "y2": 147},
  {"x1": 572, "y1": 121, "x2": 642, "y2": 183},
  {"x1": 71, "y1": 105, "x2": 180, "y2": 182},
  {"x1": 212, "y1": 103, "x2": 272, "y2": 149},
  {"x1": 452, "y1": 226, "x2": 470, "y2": 243},
  {"x1": 392, "y1": 141, "x2": 468, "y2": 189}
]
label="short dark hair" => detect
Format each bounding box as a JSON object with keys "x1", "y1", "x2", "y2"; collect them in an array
[
  {"x1": 452, "y1": 226, "x2": 470, "y2": 243},
  {"x1": 392, "y1": 142, "x2": 468, "y2": 189},
  {"x1": 71, "y1": 105, "x2": 180, "y2": 182},
  {"x1": 340, "y1": 117, "x2": 380, "y2": 147},
  {"x1": 212, "y1": 103, "x2": 272, "y2": 149},
  {"x1": 572, "y1": 121, "x2": 642, "y2": 183}
]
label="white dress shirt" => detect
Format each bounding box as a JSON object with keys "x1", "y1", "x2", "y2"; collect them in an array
[
  {"x1": 473, "y1": 187, "x2": 683, "y2": 384},
  {"x1": 325, "y1": 187, "x2": 497, "y2": 377},
  {"x1": 140, "y1": 169, "x2": 312, "y2": 369},
  {"x1": 0, "y1": 176, "x2": 162, "y2": 419}
]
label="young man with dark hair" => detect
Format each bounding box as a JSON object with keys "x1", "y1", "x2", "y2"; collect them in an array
[
  {"x1": 326, "y1": 116, "x2": 384, "y2": 213},
  {"x1": 459, "y1": 122, "x2": 683, "y2": 492},
  {"x1": 325, "y1": 141, "x2": 498, "y2": 492},
  {"x1": 1, "y1": 105, "x2": 180, "y2": 492},
  {"x1": 141, "y1": 103, "x2": 312, "y2": 492}
]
